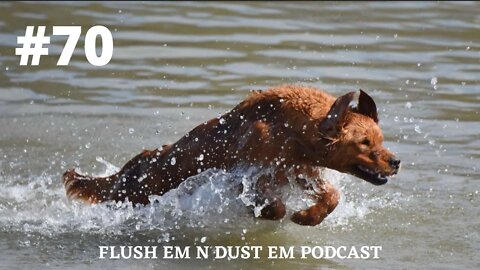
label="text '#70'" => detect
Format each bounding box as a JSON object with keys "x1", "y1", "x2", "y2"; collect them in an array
[{"x1": 15, "y1": 26, "x2": 113, "y2": 66}]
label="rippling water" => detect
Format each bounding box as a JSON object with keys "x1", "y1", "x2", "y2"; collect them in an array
[{"x1": 0, "y1": 1, "x2": 479, "y2": 269}]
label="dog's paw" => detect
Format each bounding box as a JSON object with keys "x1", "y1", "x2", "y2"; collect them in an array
[
  {"x1": 291, "y1": 210, "x2": 310, "y2": 225},
  {"x1": 259, "y1": 199, "x2": 286, "y2": 220},
  {"x1": 291, "y1": 209, "x2": 324, "y2": 226}
]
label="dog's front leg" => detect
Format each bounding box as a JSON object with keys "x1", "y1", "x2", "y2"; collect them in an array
[
  {"x1": 258, "y1": 198, "x2": 286, "y2": 220},
  {"x1": 254, "y1": 174, "x2": 287, "y2": 220},
  {"x1": 291, "y1": 181, "x2": 339, "y2": 226}
]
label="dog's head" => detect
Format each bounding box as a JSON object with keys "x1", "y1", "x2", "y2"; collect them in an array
[{"x1": 313, "y1": 90, "x2": 400, "y2": 185}]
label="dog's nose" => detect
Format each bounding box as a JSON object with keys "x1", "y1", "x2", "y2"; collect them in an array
[{"x1": 388, "y1": 157, "x2": 401, "y2": 168}]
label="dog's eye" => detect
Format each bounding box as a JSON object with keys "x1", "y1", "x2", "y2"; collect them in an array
[{"x1": 362, "y1": 138, "x2": 370, "y2": 146}]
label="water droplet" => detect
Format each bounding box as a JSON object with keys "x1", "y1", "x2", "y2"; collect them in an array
[
  {"x1": 405, "y1": 102, "x2": 412, "y2": 109},
  {"x1": 197, "y1": 154, "x2": 204, "y2": 161},
  {"x1": 200, "y1": 236, "x2": 207, "y2": 243},
  {"x1": 284, "y1": 123, "x2": 289, "y2": 127},
  {"x1": 430, "y1": 77, "x2": 438, "y2": 90},
  {"x1": 85, "y1": 142, "x2": 91, "y2": 149},
  {"x1": 170, "y1": 157, "x2": 176, "y2": 165},
  {"x1": 128, "y1": 128, "x2": 135, "y2": 134},
  {"x1": 219, "y1": 118, "x2": 226, "y2": 125},
  {"x1": 414, "y1": 125, "x2": 422, "y2": 134}
]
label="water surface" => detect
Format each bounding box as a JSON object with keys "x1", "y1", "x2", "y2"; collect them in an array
[{"x1": 0, "y1": 1, "x2": 479, "y2": 269}]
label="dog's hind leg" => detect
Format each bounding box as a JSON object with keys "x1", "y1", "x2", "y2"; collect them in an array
[{"x1": 290, "y1": 181, "x2": 339, "y2": 226}]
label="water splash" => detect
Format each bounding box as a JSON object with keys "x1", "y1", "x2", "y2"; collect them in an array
[{"x1": 0, "y1": 159, "x2": 405, "y2": 238}]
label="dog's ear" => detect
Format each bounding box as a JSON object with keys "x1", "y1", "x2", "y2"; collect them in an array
[
  {"x1": 358, "y1": 89, "x2": 378, "y2": 123},
  {"x1": 319, "y1": 91, "x2": 355, "y2": 137}
]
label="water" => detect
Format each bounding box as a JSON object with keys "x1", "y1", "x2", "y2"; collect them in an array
[{"x1": 0, "y1": 1, "x2": 479, "y2": 269}]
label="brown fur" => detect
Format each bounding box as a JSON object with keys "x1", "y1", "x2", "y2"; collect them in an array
[{"x1": 63, "y1": 84, "x2": 400, "y2": 226}]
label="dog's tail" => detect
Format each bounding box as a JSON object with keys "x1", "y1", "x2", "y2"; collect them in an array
[{"x1": 63, "y1": 169, "x2": 117, "y2": 204}]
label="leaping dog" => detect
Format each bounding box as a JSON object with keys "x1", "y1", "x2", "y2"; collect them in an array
[{"x1": 63, "y1": 84, "x2": 400, "y2": 226}]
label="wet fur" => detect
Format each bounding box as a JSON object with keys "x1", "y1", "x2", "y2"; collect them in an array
[{"x1": 63, "y1": 84, "x2": 399, "y2": 226}]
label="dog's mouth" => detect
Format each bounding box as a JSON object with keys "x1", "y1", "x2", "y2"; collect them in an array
[{"x1": 352, "y1": 164, "x2": 393, "y2": 185}]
